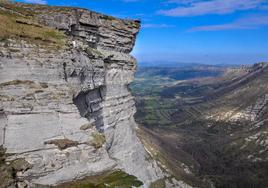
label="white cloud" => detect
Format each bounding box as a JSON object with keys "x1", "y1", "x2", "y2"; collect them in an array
[
  {"x1": 159, "y1": 0, "x2": 265, "y2": 17},
  {"x1": 24, "y1": 0, "x2": 47, "y2": 4},
  {"x1": 142, "y1": 23, "x2": 175, "y2": 28},
  {"x1": 166, "y1": 0, "x2": 201, "y2": 4},
  {"x1": 189, "y1": 15, "x2": 268, "y2": 31},
  {"x1": 189, "y1": 24, "x2": 249, "y2": 31}
]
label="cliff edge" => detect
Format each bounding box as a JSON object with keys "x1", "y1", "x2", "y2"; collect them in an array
[{"x1": 0, "y1": 2, "x2": 163, "y2": 187}]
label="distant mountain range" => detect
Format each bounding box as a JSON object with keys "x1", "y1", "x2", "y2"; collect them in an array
[
  {"x1": 132, "y1": 62, "x2": 268, "y2": 188},
  {"x1": 137, "y1": 61, "x2": 246, "y2": 68}
]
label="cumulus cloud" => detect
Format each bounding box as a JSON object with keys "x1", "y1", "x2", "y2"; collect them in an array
[
  {"x1": 159, "y1": 0, "x2": 265, "y2": 17},
  {"x1": 23, "y1": 0, "x2": 47, "y2": 4},
  {"x1": 189, "y1": 15, "x2": 268, "y2": 31}
]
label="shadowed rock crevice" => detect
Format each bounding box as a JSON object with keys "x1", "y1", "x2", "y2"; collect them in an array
[{"x1": 73, "y1": 86, "x2": 106, "y2": 132}]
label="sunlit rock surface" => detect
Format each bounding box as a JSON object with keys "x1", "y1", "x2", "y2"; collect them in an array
[{"x1": 0, "y1": 3, "x2": 163, "y2": 187}]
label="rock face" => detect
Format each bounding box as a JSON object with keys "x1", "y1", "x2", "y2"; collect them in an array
[
  {"x1": 204, "y1": 63, "x2": 268, "y2": 123},
  {"x1": 0, "y1": 3, "x2": 162, "y2": 187}
]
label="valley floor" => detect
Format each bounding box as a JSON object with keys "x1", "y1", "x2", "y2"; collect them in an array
[{"x1": 131, "y1": 63, "x2": 268, "y2": 188}]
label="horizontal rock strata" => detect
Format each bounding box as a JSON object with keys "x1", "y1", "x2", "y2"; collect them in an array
[{"x1": 0, "y1": 3, "x2": 163, "y2": 187}]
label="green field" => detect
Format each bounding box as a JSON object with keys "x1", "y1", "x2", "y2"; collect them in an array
[{"x1": 131, "y1": 64, "x2": 268, "y2": 188}]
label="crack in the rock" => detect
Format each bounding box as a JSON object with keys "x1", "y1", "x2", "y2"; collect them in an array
[
  {"x1": 63, "y1": 62, "x2": 68, "y2": 82},
  {"x1": 1, "y1": 110, "x2": 8, "y2": 146}
]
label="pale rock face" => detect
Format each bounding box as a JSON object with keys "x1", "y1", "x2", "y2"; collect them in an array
[
  {"x1": 206, "y1": 94, "x2": 268, "y2": 123},
  {"x1": 0, "y1": 4, "x2": 163, "y2": 187},
  {"x1": 165, "y1": 178, "x2": 194, "y2": 188}
]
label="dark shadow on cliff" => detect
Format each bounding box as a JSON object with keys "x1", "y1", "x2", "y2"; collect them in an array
[{"x1": 73, "y1": 86, "x2": 106, "y2": 132}]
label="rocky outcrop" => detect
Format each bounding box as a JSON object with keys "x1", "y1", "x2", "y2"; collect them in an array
[
  {"x1": 205, "y1": 93, "x2": 268, "y2": 123},
  {"x1": 0, "y1": 3, "x2": 163, "y2": 187},
  {"x1": 204, "y1": 63, "x2": 268, "y2": 123}
]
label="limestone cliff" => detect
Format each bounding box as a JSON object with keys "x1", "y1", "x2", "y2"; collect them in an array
[{"x1": 0, "y1": 3, "x2": 163, "y2": 187}]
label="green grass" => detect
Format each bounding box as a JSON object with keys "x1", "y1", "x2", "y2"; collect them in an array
[
  {"x1": 91, "y1": 132, "x2": 106, "y2": 149},
  {"x1": 56, "y1": 170, "x2": 143, "y2": 188},
  {"x1": 149, "y1": 179, "x2": 166, "y2": 188},
  {"x1": 0, "y1": 2, "x2": 66, "y2": 48},
  {"x1": 132, "y1": 65, "x2": 268, "y2": 188},
  {"x1": 100, "y1": 14, "x2": 115, "y2": 21}
]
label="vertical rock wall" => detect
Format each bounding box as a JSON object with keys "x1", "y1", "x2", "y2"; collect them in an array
[{"x1": 0, "y1": 3, "x2": 163, "y2": 187}]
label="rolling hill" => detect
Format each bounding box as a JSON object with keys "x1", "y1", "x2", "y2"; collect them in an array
[{"x1": 132, "y1": 62, "x2": 268, "y2": 188}]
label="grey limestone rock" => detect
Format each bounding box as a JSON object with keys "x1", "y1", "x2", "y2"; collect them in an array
[{"x1": 0, "y1": 3, "x2": 163, "y2": 187}]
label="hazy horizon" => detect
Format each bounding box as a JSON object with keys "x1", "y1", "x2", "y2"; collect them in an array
[
  {"x1": 134, "y1": 52, "x2": 268, "y2": 65},
  {"x1": 17, "y1": 0, "x2": 268, "y2": 65}
]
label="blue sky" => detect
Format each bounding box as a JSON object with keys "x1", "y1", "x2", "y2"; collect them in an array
[{"x1": 18, "y1": 0, "x2": 268, "y2": 65}]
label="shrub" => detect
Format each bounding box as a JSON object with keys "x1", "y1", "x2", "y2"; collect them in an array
[{"x1": 90, "y1": 132, "x2": 106, "y2": 149}]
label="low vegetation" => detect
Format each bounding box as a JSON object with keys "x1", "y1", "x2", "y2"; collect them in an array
[
  {"x1": 0, "y1": 147, "x2": 15, "y2": 188},
  {"x1": 0, "y1": 1, "x2": 66, "y2": 48},
  {"x1": 90, "y1": 132, "x2": 106, "y2": 149},
  {"x1": 44, "y1": 139, "x2": 79, "y2": 150},
  {"x1": 0, "y1": 146, "x2": 32, "y2": 188},
  {"x1": 80, "y1": 123, "x2": 93, "y2": 130},
  {"x1": 149, "y1": 178, "x2": 166, "y2": 188},
  {"x1": 56, "y1": 170, "x2": 143, "y2": 188},
  {"x1": 100, "y1": 14, "x2": 115, "y2": 21},
  {"x1": 85, "y1": 47, "x2": 104, "y2": 59},
  {"x1": 0, "y1": 80, "x2": 35, "y2": 87},
  {"x1": 132, "y1": 64, "x2": 268, "y2": 188},
  {"x1": 0, "y1": 80, "x2": 49, "y2": 93}
]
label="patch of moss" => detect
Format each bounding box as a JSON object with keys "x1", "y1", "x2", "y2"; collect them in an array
[
  {"x1": 85, "y1": 47, "x2": 104, "y2": 59},
  {"x1": 0, "y1": 165, "x2": 15, "y2": 188},
  {"x1": 100, "y1": 14, "x2": 115, "y2": 21},
  {"x1": 10, "y1": 158, "x2": 32, "y2": 172},
  {"x1": 99, "y1": 170, "x2": 143, "y2": 187},
  {"x1": 0, "y1": 146, "x2": 32, "y2": 188},
  {"x1": 8, "y1": 48, "x2": 20, "y2": 52},
  {"x1": 90, "y1": 132, "x2": 105, "y2": 149},
  {"x1": 0, "y1": 80, "x2": 35, "y2": 87},
  {"x1": 130, "y1": 20, "x2": 141, "y2": 28},
  {"x1": 44, "y1": 139, "x2": 79, "y2": 150},
  {"x1": 39, "y1": 82, "x2": 48, "y2": 88},
  {"x1": 56, "y1": 170, "x2": 143, "y2": 188},
  {"x1": 0, "y1": 80, "x2": 50, "y2": 91},
  {"x1": 34, "y1": 89, "x2": 44, "y2": 93},
  {"x1": 149, "y1": 179, "x2": 166, "y2": 188},
  {"x1": 80, "y1": 123, "x2": 93, "y2": 130}
]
